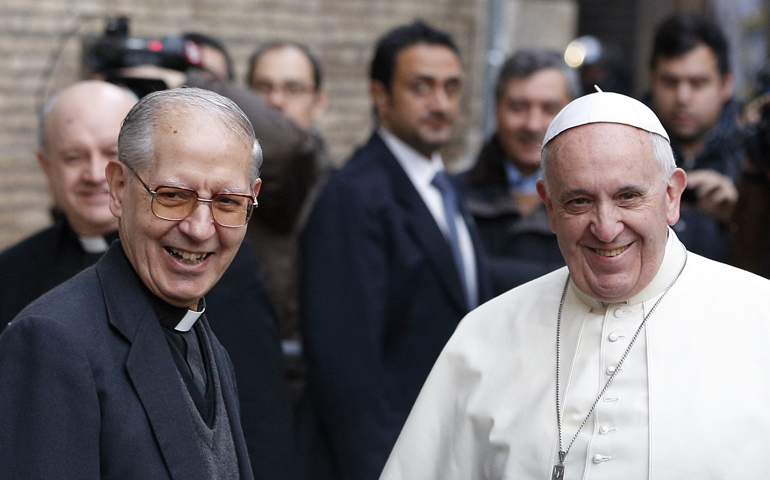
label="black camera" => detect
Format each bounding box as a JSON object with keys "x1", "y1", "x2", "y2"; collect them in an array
[{"x1": 84, "y1": 16, "x2": 203, "y2": 96}]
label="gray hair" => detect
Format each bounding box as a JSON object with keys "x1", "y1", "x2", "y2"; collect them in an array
[
  {"x1": 495, "y1": 49, "x2": 582, "y2": 101},
  {"x1": 118, "y1": 87, "x2": 262, "y2": 185},
  {"x1": 540, "y1": 131, "x2": 676, "y2": 195}
]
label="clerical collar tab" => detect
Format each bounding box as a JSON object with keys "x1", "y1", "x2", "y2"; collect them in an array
[
  {"x1": 78, "y1": 235, "x2": 110, "y2": 254},
  {"x1": 175, "y1": 308, "x2": 205, "y2": 332}
]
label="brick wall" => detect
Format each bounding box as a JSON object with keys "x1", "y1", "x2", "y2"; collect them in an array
[{"x1": 0, "y1": 0, "x2": 489, "y2": 249}]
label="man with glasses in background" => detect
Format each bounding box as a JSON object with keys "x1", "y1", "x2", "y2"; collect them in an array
[
  {"x1": 0, "y1": 87, "x2": 297, "y2": 480},
  {"x1": 246, "y1": 42, "x2": 332, "y2": 398}
]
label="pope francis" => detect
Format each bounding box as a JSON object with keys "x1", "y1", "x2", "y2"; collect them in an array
[{"x1": 379, "y1": 91, "x2": 770, "y2": 479}]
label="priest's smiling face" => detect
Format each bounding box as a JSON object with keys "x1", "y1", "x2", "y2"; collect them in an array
[
  {"x1": 38, "y1": 81, "x2": 136, "y2": 237},
  {"x1": 107, "y1": 110, "x2": 259, "y2": 310},
  {"x1": 537, "y1": 122, "x2": 686, "y2": 302}
]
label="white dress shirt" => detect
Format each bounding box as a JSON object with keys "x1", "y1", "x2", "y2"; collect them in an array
[{"x1": 378, "y1": 127, "x2": 478, "y2": 307}]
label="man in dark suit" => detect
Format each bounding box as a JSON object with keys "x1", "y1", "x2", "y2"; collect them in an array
[
  {"x1": 0, "y1": 88, "x2": 265, "y2": 479},
  {"x1": 300, "y1": 21, "x2": 492, "y2": 480},
  {"x1": 0, "y1": 81, "x2": 299, "y2": 479}
]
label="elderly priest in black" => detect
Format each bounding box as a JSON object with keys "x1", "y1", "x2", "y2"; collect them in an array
[
  {"x1": 0, "y1": 80, "x2": 299, "y2": 479},
  {"x1": 0, "y1": 88, "x2": 264, "y2": 479}
]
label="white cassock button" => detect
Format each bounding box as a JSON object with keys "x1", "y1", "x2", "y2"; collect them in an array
[
  {"x1": 608, "y1": 332, "x2": 620, "y2": 342},
  {"x1": 592, "y1": 454, "x2": 612, "y2": 464},
  {"x1": 613, "y1": 308, "x2": 624, "y2": 318},
  {"x1": 606, "y1": 365, "x2": 617, "y2": 375},
  {"x1": 599, "y1": 426, "x2": 609, "y2": 434}
]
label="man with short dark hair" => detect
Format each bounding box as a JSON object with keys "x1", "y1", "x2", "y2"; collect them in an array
[
  {"x1": 648, "y1": 12, "x2": 741, "y2": 261},
  {"x1": 459, "y1": 49, "x2": 579, "y2": 292},
  {"x1": 0, "y1": 88, "x2": 261, "y2": 479},
  {"x1": 300, "y1": 21, "x2": 492, "y2": 480}
]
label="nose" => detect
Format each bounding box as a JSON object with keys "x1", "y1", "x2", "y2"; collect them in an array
[
  {"x1": 525, "y1": 107, "x2": 549, "y2": 133},
  {"x1": 429, "y1": 87, "x2": 453, "y2": 114},
  {"x1": 675, "y1": 82, "x2": 693, "y2": 105},
  {"x1": 178, "y1": 201, "x2": 217, "y2": 242},
  {"x1": 265, "y1": 88, "x2": 286, "y2": 111},
  {"x1": 84, "y1": 155, "x2": 108, "y2": 183},
  {"x1": 590, "y1": 203, "x2": 624, "y2": 243}
]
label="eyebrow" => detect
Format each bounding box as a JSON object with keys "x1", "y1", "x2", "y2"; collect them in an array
[
  {"x1": 153, "y1": 179, "x2": 249, "y2": 195},
  {"x1": 410, "y1": 74, "x2": 462, "y2": 82},
  {"x1": 616, "y1": 185, "x2": 647, "y2": 194},
  {"x1": 558, "y1": 188, "x2": 590, "y2": 202},
  {"x1": 558, "y1": 185, "x2": 646, "y2": 201}
]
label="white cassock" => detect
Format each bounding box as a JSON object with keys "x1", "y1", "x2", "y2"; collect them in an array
[{"x1": 380, "y1": 230, "x2": 770, "y2": 479}]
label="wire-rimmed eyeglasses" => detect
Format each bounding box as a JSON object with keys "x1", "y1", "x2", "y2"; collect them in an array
[{"x1": 126, "y1": 164, "x2": 257, "y2": 228}]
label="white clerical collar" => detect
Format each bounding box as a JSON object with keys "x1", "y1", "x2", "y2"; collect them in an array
[
  {"x1": 78, "y1": 234, "x2": 110, "y2": 254},
  {"x1": 572, "y1": 228, "x2": 686, "y2": 309},
  {"x1": 174, "y1": 307, "x2": 205, "y2": 332},
  {"x1": 378, "y1": 126, "x2": 445, "y2": 188}
]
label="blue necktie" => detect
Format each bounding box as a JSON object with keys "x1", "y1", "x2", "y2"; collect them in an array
[{"x1": 432, "y1": 170, "x2": 475, "y2": 309}]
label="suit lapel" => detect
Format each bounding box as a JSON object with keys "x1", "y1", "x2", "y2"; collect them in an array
[
  {"x1": 96, "y1": 244, "x2": 207, "y2": 480},
  {"x1": 369, "y1": 134, "x2": 469, "y2": 313}
]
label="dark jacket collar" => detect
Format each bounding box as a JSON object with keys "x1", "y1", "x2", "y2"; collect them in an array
[{"x1": 93, "y1": 243, "x2": 219, "y2": 480}]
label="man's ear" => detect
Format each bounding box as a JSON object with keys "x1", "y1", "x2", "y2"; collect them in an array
[
  {"x1": 311, "y1": 90, "x2": 329, "y2": 124},
  {"x1": 536, "y1": 179, "x2": 557, "y2": 233},
  {"x1": 369, "y1": 80, "x2": 390, "y2": 123},
  {"x1": 666, "y1": 168, "x2": 688, "y2": 226},
  {"x1": 252, "y1": 178, "x2": 262, "y2": 199},
  {"x1": 36, "y1": 150, "x2": 55, "y2": 189},
  {"x1": 720, "y1": 72, "x2": 734, "y2": 103},
  {"x1": 105, "y1": 161, "x2": 127, "y2": 219}
]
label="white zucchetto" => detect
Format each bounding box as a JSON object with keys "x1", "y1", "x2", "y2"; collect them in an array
[{"x1": 542, "y1": 88, "x2": 670, "y2": 147}]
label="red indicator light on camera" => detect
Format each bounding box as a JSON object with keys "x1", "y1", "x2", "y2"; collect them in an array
[{"x1": 147, "y1": 40, "x2": 163, "y2": 52}]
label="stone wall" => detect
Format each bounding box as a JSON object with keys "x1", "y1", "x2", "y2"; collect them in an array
[{"x1": 0, "y1": 0, "x2": 577, "y2": 249}]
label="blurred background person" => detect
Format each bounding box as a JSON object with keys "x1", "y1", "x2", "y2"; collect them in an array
[
  {"x1": 457, "y1": 49, "x2": 579, "y2": 294},
  {"x1": 729, "y1": 67, "x2": 770, "y2": 278},
  {"x1": 247, "y1": 41, "x2": 334, "y2": 400},
  {"x1": 0, "y1": 81, "x2": 134, "y2": 326},
  {"x1": 300, "y1": 20, "x2": 492, "y2": 480},
  {"x1": 248, "y1": 41, "x2": 328, "y2": 131},
  {"x1": 183, "y1": 32, "x2": 236, "y2": 82},
  {"x1": 647, "y1": 12, "x2": 742, "y2": 262}
]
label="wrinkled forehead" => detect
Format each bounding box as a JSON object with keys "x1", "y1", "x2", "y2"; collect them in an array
[{"x1": 150, "y1": 115, "x2": 252, "y2": 174}]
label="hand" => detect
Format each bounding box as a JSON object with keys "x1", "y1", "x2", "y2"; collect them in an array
[
  {"x1": 119, "y1": 65, "x2": 187, "y2": 89},
  {"x1": 741, "y1": 92, "x2": 770, "y2": 127},
  {"x1": 685, "y1": 169, "x2": 738, "y2": 223}
]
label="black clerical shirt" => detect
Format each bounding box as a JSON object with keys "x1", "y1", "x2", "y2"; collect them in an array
[{"x1": 149, "y1": 295, "x2": 217, "y2": 428}]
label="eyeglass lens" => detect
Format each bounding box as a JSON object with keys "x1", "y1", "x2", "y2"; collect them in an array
[
  {"x1": 252, "y1": 80, "x2": 314, "y2": 96},
  {"x1": 153, "y1": 187, "x2": 253, "y2": 227}
]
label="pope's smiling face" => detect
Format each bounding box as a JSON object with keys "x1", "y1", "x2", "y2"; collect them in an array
[
  {"x1": 107, "y1": 112, "x2": 259, "y2": 309},
  {"x1": 537, "y1": 122, "x2": 686, "y2": 302}
]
